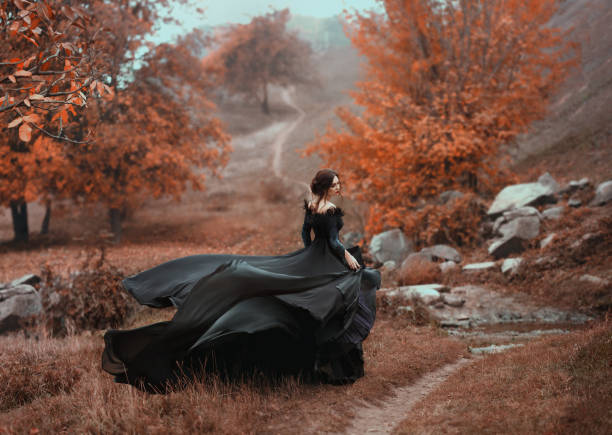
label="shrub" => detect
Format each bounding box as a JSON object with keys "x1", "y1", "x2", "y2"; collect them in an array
[{"x1": 32, "y1": 247, "x2": 134, "y2": 337}]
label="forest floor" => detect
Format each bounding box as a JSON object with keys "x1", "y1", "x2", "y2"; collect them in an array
[{"x1": 1, "y1": 30, "x2": 612, "y2": 432}]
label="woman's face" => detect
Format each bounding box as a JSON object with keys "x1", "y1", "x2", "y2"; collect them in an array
[{"x1": 330, "y1": 176, "x2": 341, "y2": 196}]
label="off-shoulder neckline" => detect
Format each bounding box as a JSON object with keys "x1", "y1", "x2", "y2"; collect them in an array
[{"x1": 303, "y1": 199, "x2": 344, "y2": 217}]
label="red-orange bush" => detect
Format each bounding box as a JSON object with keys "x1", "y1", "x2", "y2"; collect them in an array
[{"x1": 33, "y1": 247, "x2": 134, "y2": 337}]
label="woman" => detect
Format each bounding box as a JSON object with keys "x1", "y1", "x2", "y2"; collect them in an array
[{"x1": 102, "y1": 169, "x2": 381, "y2": 392}]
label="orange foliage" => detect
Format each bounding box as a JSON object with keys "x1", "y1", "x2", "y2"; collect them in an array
[
  {"x1": 1, "y1": 1, "x2": 230, "y2": 240},
  {"x1": 205, "y1": 8, "x2": 314, "y2": 114},
  {"x1": 306, "y1": 0, "x2": 578, "y2": 240}
]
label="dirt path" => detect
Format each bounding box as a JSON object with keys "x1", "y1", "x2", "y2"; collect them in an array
[{"x1": 342, "y1": 358, "x2": 476, "y2": 435}]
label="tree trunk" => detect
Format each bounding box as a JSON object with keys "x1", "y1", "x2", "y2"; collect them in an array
[
  {"x1": 10, "y1": 200, "x2": 29, "y2": 242},
  {"x1": 109, "y1": 207, "x2": 122, "y2": 243},
  {"x1": 261, "y1": 83, "x2": 270, "y2": 115},
  {"x1": 41, "y1": 199, "x2": 52, "y2": 235}
]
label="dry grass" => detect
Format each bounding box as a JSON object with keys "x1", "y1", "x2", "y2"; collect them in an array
[
  {"x1": 0, "y1": 321, "x2": 465, "y2": 434},
  {"x1": 395, "y1": 320, "x2": 612, "y2": 434}
]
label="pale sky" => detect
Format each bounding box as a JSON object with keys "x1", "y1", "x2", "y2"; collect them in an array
[{"x1": 154, "y1": 0, "x2": 383, "y2": 42}]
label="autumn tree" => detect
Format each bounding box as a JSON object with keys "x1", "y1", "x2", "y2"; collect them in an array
[
  {"x1": 307, "y1": 0, "x2": 578, "y2": 245},
  {"x1": 1, "y1": 0, "x2": 230, "y2": 242},
  {"x1": 65, "y1": 31, "x2": 230, "y2": 241},
  {"x1": 205, "y1": 8, "x2": 314, "y2": 114},
  {"x1": 0, "y1": 0, "x2": 105, "y2": 242},
  {"x1": 49, "y1": 1, "x2": 231, "y2": 242}
]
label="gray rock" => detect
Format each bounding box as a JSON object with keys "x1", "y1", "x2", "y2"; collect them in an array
[
  {"x1": 502, "y1": 206, "x2": 542, "y2": 221},
  {"x1": 469, "y1": 343, "x2": 525, "y2": 355},
  {"x1": 488, "y1": 180, "x2": 557, "y2": 217},
  {"x1": 419, "y1": 244, "x2": 462, "y2": 263},
  {"x1": 0, "y1": 285, "x2": 38, "y2": 302},
  {"x1": 568, "y1": 177, "x2": 590, "y2": 190},
  {"x1": 0, "y1": 285, "x2": 42, "y2": 333},
  {"x1": 492, "y1": 216, "x2": 506, "y2": 235},
  {"x1": 498, "y1": 216, "x2": 541, "y2": 240},
  {"x1": 569, "y1": 177, "x2": 591, "y2": 189},
  {"x1": 538, "y1": 172, "x2": 561, "y2": 193},
  {"x1": 542, "y1": 206, "x2": 564, "y2": 220},
  {"x1": 489, "y1": 216, "x2": 540, "y2": 258},
  {"x1": 501, "y1": 258, "x2": 523, "y2": 275},
  {"x1": 579, "y1": 274, "x2": 609, "y2": 286},
  {"x1": 382, "y1": 260, "x2": 397, "y2": 271},
  {"x1": 9, "y1": 274, "x2": 41, "y2": 288},
  {"x1": 463, "y1": 261, "x2": 497, "y2": 272},
  {"x1": 342, "y1": 231, "x2": 364, "y2": 247},
  {"x1": 488, "y1": 237, "x2": 525, "y2": 259},
  {"x1": 540, "y1": 233, "x2": 556, "y2": 249},
  {"x1": 438, "y1": 190, "x2": 464, "y2": 205},
  {"x1": 439, "y1": 261, "x2": 458, "y2": 274},
  {"x1": 590, "y1": 180, "x2": 612, "y2": 206},
  {"x1": 568, "y1": 198, "x2": 582, "y2": 208},
  {"x1": 383, "y1": 284, "x2": 445, "y2": 305},
  {"x1": 369, "y1": 229, "x2": 414, "y2": 264},
  {"x1": 442, "y1": 294, "x2": 465, "y2": 307},
  {"x1": 440, "y1": 319, "x2": 471, "y2": 328}
]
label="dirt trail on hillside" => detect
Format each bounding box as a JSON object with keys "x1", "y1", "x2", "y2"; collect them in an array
[
  {"x1": 213, "y1": 87, "x2": 309, "y2": 194},
  {"x1": 341, "y1": 358, "x2": 475, "y2": 435}
]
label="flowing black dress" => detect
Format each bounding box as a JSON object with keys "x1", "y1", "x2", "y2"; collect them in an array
[{"x1": 101, "y1": 201, "x2": 381, "y2": 392}]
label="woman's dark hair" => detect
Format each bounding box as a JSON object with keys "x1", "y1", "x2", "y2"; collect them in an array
[{"x1": 310, "y1": 168, "x2": 339, "y2": 210}]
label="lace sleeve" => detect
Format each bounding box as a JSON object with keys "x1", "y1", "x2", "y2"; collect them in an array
[{"x1": 327, "y1": 215, "x2": 346, "y2": 262}]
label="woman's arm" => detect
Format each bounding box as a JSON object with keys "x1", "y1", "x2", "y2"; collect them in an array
[{"x1": 328, "y1": 222, "x2": 360, "y2": 270}]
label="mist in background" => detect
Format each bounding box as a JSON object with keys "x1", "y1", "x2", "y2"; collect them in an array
[{"x1": 154, "y1": 0, "x2": 383, "y2": 44}]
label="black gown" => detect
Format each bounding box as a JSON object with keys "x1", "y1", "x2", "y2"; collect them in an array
[{"x1": 101, "y1": 201, "x2": 381, "y2": 392}]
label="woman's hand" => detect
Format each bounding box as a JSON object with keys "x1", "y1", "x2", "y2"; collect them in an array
[{"x1": 345, "y1": 250, "x2": 360, "y2": 271}]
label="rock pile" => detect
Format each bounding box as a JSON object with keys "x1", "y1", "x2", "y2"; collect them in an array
[{"x1": 0, "y1": 274, "x2": 42, "y2": 333}]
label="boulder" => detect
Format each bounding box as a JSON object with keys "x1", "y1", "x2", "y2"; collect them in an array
[
  {"x1": 488, "y1": 237, "x2": 525, "y2": 259},
  {"x1": 498, "y1": 216, "x2": 541, "y2": 240},
  {"x1": 489, "y1": 216, "x2": 540, "y2": 258},
  {"x1": 438, "y1": 190, "x2": 464, "y2": 205},
  {"x1": 502, "y1": 206, "x2": 542, "y2": 221},
  {"x1": 0, "y1": 285, "x2": 42, "y2": 333},
  {"x1": 501, "y1": 258, "x2": 523, "y2": 275},
  {"x1": 542, "y1": 206, "x2": 564, "y2": 220},
  {"x1": 568, "y1": 198, "x2": 582, "y2": 208},
  {"x1": 488, "y1": 175, "x2": 558, "y2": 217},
  {"x1": 493, "y1": 207, "x2": 541, "y2": 236},
  {"x1": 564, "y1": 177, "x2": 590, "y2": 193},
  {"x1": 590, "y1": 180, "x2": 612, "y2": 206},
  {"x1": 9, "y1": 273, "x2": 41, "y2": 288},
  {"x1": 462, "y1": 261, "x2": 497, "y2": 272},
  {"x1": 538, "y1": 172, "x2": 561, "y2": 193},
  {"x1": 439, "y1": 261, "x2": 458, "y2": 274},
  {"x1": 383, "y1": 284, "x2": 446, "y2": 305},
  {"x1": 342, "y1": 231, "x2": 364, "y2": 247},
  {"x1": 442, "y1": 294, "x2": 465, "y2": 307},
  {"x1": 540, "y1": 233, "x2": 556, "y2": 249},
  {"x1": 419, "y1": 244, "x2": 462, "y2": 263},
  {"x1": 369, "y1": 229, "x2": 414, "y2": 264}
]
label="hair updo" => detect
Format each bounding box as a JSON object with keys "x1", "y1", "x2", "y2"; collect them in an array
[{"x1": 310, "y1": 168, "x2": 339, "y2": 199}]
